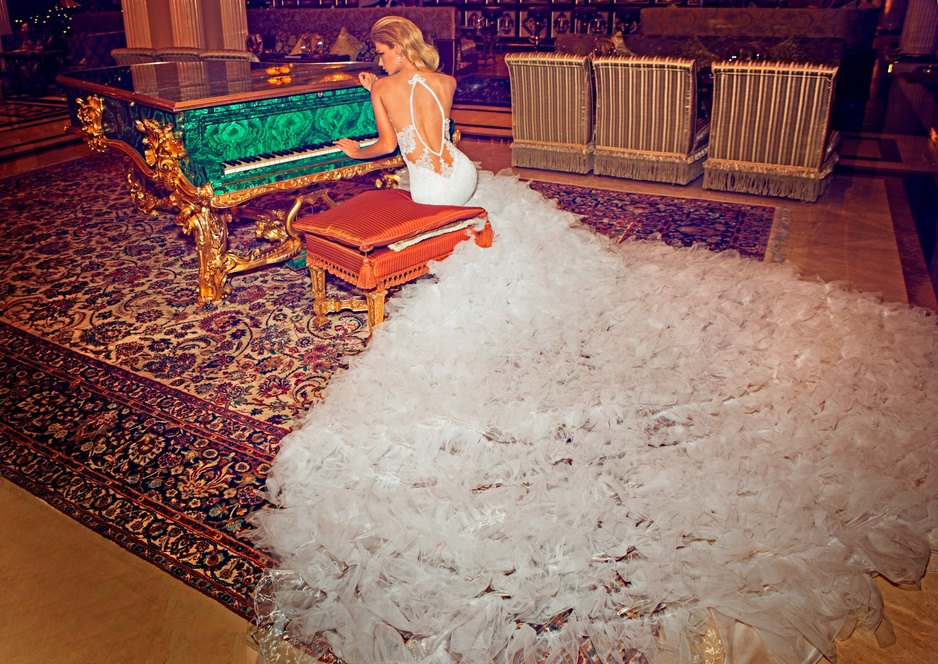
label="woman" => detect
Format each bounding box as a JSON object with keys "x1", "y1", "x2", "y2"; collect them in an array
[{"x1": 333, "y1": 16, "x2": 478, "y2": 206}]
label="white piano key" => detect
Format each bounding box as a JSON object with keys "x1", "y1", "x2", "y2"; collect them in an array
[{"x1": 222, "y1": 137, "x2": 378, "y2": 175}]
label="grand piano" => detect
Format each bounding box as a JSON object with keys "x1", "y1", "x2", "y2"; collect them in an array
[{"x1": 57, "y1": 59, "x2": 404, "y2": 302}]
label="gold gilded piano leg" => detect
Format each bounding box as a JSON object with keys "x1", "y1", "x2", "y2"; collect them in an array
[
  {"x1": 133, "y1": 117, "x2": 303, "y2": 301},
  {"x1": 129, "y1": 117, "x2": 235, "y2": 301},
  {"x1": 177, "y1": 200, "x2": 235, "y2": 302}
]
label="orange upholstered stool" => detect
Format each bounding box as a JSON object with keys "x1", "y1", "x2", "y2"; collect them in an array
[{"x1": 286, "y1": 188, "x2": 491, "y2": 331}]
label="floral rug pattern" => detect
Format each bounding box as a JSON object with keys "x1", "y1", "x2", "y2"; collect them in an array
[
  {"x1": 0, "y1": 321, "x2": 278, "y2": 617},
  {"x1": 1, "y1": 153, "x2": 373, "y2": 428},
  {"x1": 0, "y1": 153, "x2": 778, "y2": 619},
  {"x1": 529, "y1": 180, "x2": 777, "y2": 260}
]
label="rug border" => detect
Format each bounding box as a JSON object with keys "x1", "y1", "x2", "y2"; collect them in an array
[{"x1": 0, "y1": 320, "x2": 287, "y2": 619}]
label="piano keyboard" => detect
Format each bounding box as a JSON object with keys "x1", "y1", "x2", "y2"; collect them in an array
[{"x1": 222, "y1": 136, "x2": 378, "y2": 175}]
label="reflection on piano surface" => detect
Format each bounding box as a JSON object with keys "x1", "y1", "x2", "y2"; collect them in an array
[{"x1": 57, "y1": 60, "x2": 403, "y2": 302}]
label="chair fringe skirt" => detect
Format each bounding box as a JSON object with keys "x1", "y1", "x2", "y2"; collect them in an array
[
  {"x1": 703, "y1": 157, "x2": 838, "y2": 203},
  {"x1": 511, "y1": 141, "x2": 594, "y2": 174},
  {"x1": 594, "y1": 148, "x2": 707, "y2": 185}
]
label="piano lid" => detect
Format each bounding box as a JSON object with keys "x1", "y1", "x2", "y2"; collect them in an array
[{"x1": 56, "y1": 60, "x2": 381, "y2": 113}]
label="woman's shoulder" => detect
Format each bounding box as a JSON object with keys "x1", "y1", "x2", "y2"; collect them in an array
[
  {"x1": 428, "y1": 70, "x2": 456, "y2": 86},
  {"x1": 422, "y1": 70, "x2": 456, "y2": 94},
  {"x1": 371, "y1": 75, "x2": 402, "y2": 100}
]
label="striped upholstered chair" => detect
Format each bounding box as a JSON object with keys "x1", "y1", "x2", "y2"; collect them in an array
[
  {"x1": 703, "y1": 61, "x2": 840, "y2": 202},
  {"x1": 592, "y1": 55, "x2": 709, "y2": 185},
  {"x1": 505, "y1": 52, "x2": 594, "y2": 174}
]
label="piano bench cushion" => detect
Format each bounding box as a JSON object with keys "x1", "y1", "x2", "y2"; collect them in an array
[
  {"x1": 304, "y1": 220, "x2": 491, "y2": 292},
  {"x1": 293, "y1": 189, "x2": 487, "y2": 253}
]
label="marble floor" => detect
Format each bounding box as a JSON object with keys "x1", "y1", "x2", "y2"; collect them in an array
[{"x1": 1, "y1": 46, "x2": 936, "y2": 663}]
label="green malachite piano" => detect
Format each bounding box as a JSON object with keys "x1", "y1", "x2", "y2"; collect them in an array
[{"x1": 58, "y1": 59, "x2": 404, "y2": 302}]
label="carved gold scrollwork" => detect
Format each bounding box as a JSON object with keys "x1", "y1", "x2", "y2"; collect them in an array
[
  {"x1": 135, "y1": 118, "x2": 234, "y2": 302},
  {"x1": 375, "y1": 172, "x2": 401, "y2": 190},
  {"x1": 122, "y1": 156, "x2": 173, "y2": 217},
  {"x1": 225, "y1": 208, "x2": 302, "y2": 274},
  {"x1": 135, "y1": 118, "x2": 210, "y2": 204},
  {"x1": 75, "y1": 95, "x2": 108, "y2": 152},
  {"x1": 70, "y1": 98, "x2": 381, "y2": 303},
  {"x1": 255, "y1": 209, "x2": 290, "y2": 243}
]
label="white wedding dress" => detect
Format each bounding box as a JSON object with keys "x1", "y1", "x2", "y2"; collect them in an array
[
  {"x1": 393, "y1": 74, "x2": 478, "y2": 207},
  {"x1": 251, "y1": 169, "x2": 938, "y2": 664}
]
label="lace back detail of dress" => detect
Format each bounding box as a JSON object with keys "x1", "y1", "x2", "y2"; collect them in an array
[{"x1": 396, "y1": 74, "x2": 456, "y2": 178}]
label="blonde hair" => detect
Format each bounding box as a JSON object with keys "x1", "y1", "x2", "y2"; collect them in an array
[{"x1": 371, "y1": 16, "x2": 440, "y2": 72}]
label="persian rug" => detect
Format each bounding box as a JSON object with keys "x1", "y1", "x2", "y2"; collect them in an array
[
  {"x1": 529, "y1": 181, "x2": 781, "y2": 261},
  {"x1": 0, "y1": 320, "x2": 277, "y2": 617},
  {"x1": 0, "y1": 152, "x2": 372, "y2": 427},
  {"x1": 0, "y1": 152, "x2": 782, "y2": 622}
]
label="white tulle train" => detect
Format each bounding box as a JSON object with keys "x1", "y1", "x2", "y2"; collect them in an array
[{"x1": 251, "y1": 170, "x2": 938, "y2": 664}]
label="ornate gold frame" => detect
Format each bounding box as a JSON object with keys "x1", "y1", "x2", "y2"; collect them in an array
[{"x1": 73, "y1": 94, "x2": 404, "y2": 302}]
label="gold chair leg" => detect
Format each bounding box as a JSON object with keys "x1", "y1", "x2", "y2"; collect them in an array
[
  {"x1": 366, "y1": 290, "x2": 386, "y2": 330},
  {"x1": 309, "y1": 264, "x2": 330, "y2": 327}
]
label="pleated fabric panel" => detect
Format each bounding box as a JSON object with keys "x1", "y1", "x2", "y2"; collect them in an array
[
  {"x1": 305, "y1": 228, "x2": 475, "y2": 291},
  {"x1": 709, "y1": 61, "x2": 838, "y2": 170},
  {"x1": 593, "y1": 56, "x2": 698, "y2": 155}
]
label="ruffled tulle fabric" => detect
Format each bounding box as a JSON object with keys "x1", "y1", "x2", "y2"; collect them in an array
[{"x1": 251, "y1": 170, "x2": 938, "y2": 664}]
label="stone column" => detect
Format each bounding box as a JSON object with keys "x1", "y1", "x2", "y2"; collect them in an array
[
  {"x1": 880, "y1": 0, "x2": 909, "y2": 33},
  {"x1": 122, "y1": 0, "x2": 154, "y2": 48},
  {"x1": 169, "y1": 0, "x2": 206, "y2": 48},
  {"x1": 218, "y1": 0, "x2": 249, "y2": 50},
  {"x1": 0, "y1": 0, "x2": 11, "y2": 36}
]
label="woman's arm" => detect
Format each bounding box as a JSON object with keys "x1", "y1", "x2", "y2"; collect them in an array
[{"x1": 334, "y1": 81, "x2": 398, "y2": 160}]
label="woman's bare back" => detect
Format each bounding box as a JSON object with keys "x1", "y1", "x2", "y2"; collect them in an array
[{"x1": 376, "y1": 71, "x2": 457, "y2": 174}]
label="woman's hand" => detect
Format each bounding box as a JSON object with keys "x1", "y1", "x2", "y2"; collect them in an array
[
  {"x1": 333, "y1": 137, "x2": 362, "y2": 159},
  {"x1": 359, "y1": 71, "x2": 378, "y2": 92}
]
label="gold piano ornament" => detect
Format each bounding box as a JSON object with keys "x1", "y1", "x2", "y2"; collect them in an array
[
  {"x1": 74, "y1": 94, "x2": 108, "y2": 153},
  {"x1": 62, "y1": 59, "x2": 403, "y2": 302},
  {"x1": 75, "y1": 96, "x2": 171, "y2": 217},
  {"x1": 70, "y1": 90, "x2": 402, "y2": 303}
]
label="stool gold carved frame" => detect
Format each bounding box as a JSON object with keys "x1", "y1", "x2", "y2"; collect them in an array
[{"x1": 72, "y1": 94, "x2": 404, "y2": 302}]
